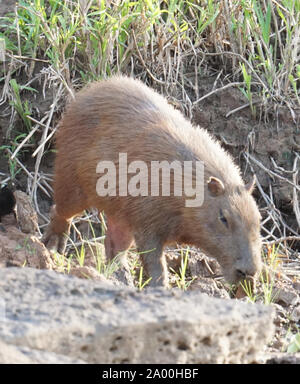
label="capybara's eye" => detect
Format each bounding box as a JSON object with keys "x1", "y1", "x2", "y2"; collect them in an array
[{"x1": 219, "y1": 209, "x2": 228, "y2": 227}]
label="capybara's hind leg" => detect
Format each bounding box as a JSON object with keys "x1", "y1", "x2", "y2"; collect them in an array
[
  {"x1": 42, "y1": 205, "x2": 71, "y2": 253},
  {"x1": 43, "y1": 178, "x2": 87, "y2": 253},
  {"x1": 104, "y1": 215, "x2": 133, "y2": 261}
]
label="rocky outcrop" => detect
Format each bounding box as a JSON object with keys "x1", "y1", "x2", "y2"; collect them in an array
[
  {"x1": 0, "y1": 340, "x2": 86, "y2": 364},
  {"x1": 0, "y1": 267, "x2": 274, "y2": 364},
  {"x1": 0, "y1": 225, "x2": 54, "y2": 269},
  {"x1": 266, "y1": 353, "x2": 300, "y2": 364}
]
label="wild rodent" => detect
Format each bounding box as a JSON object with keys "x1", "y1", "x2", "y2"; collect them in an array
[{"x1": 43, "y1": 76, "x2": 262, "y2": 286}]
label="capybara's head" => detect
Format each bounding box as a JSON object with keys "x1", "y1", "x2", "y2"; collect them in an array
[{"x1": 186, "y1": 176, "x2": 262, "y2": 284}]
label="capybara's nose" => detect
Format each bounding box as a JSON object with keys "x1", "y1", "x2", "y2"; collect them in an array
[
  {"x1": 235, "y1": 267, "x2": 258, "y2": 283},
  {"x1": 235, "y1": 269, "x2": 247, "y2": 281}
]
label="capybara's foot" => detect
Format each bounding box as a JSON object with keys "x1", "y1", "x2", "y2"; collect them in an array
[
  {"x1": 42, "y1": 205, "x2": 71, "y2": 254},
  {"x1": 147, "y1": 275, "x2": 166, "y2": 288},
  {"x1": 146, "y1": 265, "x2": 169, "y2": 288},
  {"x1": 136, "y1": 237, "x2": 168, "y2": 288},
  {"x1": 42, "y1": 231, "x2": 68, "y2": 254}
]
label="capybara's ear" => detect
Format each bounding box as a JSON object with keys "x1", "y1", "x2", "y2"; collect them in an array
[
  {"x1": 245, "y1": 175, "x2": 256, "y2": 194},
  {"x1": 207, "y1": 176, "x2": 225, "y2": 196}
]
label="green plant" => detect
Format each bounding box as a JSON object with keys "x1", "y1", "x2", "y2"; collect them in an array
[
  {"x1": 259, "y1": 270, "x2": 277, "y2": 305},
  {"x1": 0, "y1": 131, "x2": 30, "y2": 181},
  {"x1": 0, "y1": 0, "x2": 298, "y2": 117},
  {"x1": 9, "y1": 79, "x2": 36, "y2": 132},
  {"x1": 170, "y1": 247, "x2": 195, "y2": 291},
  {"x1": 228, "y1": 0, "x2": 300, "y2": 112},
  {"x1": 74, "y1": 242, "x2": 86, "y2": 267},
  {"x1": 287, "y1": 331, "x2": 300, "y2": 353},
  {"x1": 240, "y1": 278, "x2": 257, "y2": 303},
  {"x1": 52, "y1": 251, "x2": 73, "y2": 274},
  {"x1": 66, "y1": 218, "x2": 120, "y2": 278},
  {"x1": 240, "y1": 244, "x2": 281, "y2": 305},
  {"x1": 137, "y1": 266, "x2": 152, "y2": 291},
  {"x1": 15, "y1": 237, "x2": 36, "y2": 255},
  {"x1": 240, "y1": 63, "x2": 256, "y2": 117},
  {"x1": 127, "y1": 248, "x2": 154, "y2": 289},
  {"x1": 261, "y1": 244, "x2": 281, "y2": 305}
]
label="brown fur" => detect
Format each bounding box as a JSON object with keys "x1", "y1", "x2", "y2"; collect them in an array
[{"x1": 43, "y1": 76, "x2": 262, "y2": 286}]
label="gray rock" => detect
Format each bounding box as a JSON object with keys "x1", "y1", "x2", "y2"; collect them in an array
[
  {"x1": 0, "y1": 340, "x2": 86, "y2": 364},
  {"x1": 0, "y1": 267, "x2": 274, "y2": 364},
  {"x1": 266, "y1": 352, "x2": 300, "y2": 364},
  {"x1": 273, "y1": 285, "x2": 299, "y2": 307},
  {"x1": 189, "y1": 276, "x2": 230, "y2": 299},
  {"x1": 290, "y1": 305, "x2": 300, "y2": 322},
  {"x1": 14, "y1": 190, "x2": 39, "y2": 234}
]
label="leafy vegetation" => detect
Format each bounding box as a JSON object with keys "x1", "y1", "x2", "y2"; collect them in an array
[
  {"x1": 0, "y1": 0, "x2": 299, "y2": 110},
  {"x1": 170, "y1": 247, "x2": 196, "y2": 290}
]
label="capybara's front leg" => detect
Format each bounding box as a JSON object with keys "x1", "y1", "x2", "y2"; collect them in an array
[
  {"x1": 135, "y1": 234, "x2": 168, "y2": 287},
  {"x1": 42, "y1": 205, "x2": 72, "y2": 254}
]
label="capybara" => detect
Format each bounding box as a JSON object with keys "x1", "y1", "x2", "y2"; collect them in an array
[{"x1": 43, "y1": 76, "x2": 262, "y2": 286}]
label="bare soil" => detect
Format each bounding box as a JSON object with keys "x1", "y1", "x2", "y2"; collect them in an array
[{"x1": 191, "y1": 77, "x2": 300, "y2": 236}]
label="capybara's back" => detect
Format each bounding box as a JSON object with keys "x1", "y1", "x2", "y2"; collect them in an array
[{"x1": 43, "y1": 76, "x2": 262, "y2": 286}]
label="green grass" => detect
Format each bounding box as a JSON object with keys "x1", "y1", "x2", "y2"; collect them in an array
[
  {"x1": 50, "y1": 217, "x2": 120, "y2": 278},
  {"x1": 240, "y1": 244, "x2": 281, "y2": 305},
  {"x1": 0, "y1": 1, "x2": 298, "y2": 106},
  {"x1": 240, "y1": 278, "x2": 257, "y2": 303},
  {"x1": 137, "y1": 266, "x2": 152, "y2": 291},
  {"x1": 0, "y1": 0, "x2": 298, "y2": 192},
  {"x1": 170, "y1": 247, "x2": 195, "y2": 291},
  {"x1": 128, "y1": 249, "x2": 155, "y2": 290},
  {"x1": 0, "y1": 132, "x2": 29, "y2": 181},
  {"x1": 51, "y1": 238, "x2": 121, "y2": 279},
  {"x1": 287, "y1": 331, "x2": 300, "y2": 353}
]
